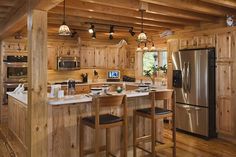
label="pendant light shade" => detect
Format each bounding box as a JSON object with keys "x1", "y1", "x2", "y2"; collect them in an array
[
  {"x1": 137, "y1": 10, "x2": 147, "y2": 42},
  {"x1": 59, "y1": 0, "x2": 71, "y2": 36},
  {"x1": 138, "y1": 32, "x2": 147, "y2": 42}
]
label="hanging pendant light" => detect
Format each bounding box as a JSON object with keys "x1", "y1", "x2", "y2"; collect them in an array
[
  {"x1": 137, "y1": 10, "x2": 147, "y2": 42},
  {"x1": 59, "y1": 0, "x2": 71, "y2": 36}
]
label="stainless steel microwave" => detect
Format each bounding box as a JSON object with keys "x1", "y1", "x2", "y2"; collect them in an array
[{"x1": 57, "y1": 57, "x2": 80, "y2": 70}]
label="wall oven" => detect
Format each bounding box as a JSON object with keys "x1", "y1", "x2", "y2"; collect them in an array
[
  {"x1": 3, "y1": 55, "x2": 27, "y2": 82},
  {"x1": 2, "y1": 55, "x2": 28, "y2": 104},
  {"x1": 57, "y1": 56, "x2": 80, "y2": 70}
]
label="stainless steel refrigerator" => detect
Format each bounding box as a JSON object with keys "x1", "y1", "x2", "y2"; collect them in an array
[{"x1": 172, "y1": 48, "x2": 217, "y2": 138}]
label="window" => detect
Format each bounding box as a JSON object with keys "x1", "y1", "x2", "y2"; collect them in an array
[
  {"x1": 143, "y1": 52, "x2": 158, "y2": 75},
  {"x1": 142, "y1": 50, "x2": 167, "y2": 75}
]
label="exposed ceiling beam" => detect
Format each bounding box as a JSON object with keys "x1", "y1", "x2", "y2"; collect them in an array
[
  {"x1": 200, "y1": 0, "x2": 236, "y2": 9},
  {"x1": 48, "y1": 17, "x2": 163, "y2": 34},
  {"x1": 0, "y1": 0, "x2": 64, "y2": 39},
  {"x1": 141, "y1": 0, "x2": 236, "y2": 16},
  {"x1": 0, "y1": 6, "x2": 12, "y2": 12},
  {"x1": 56, "y1": 1, "x2": 200, "y2": 26},
  {"x1": 49, "y1": 8, "x2": 184, "y2": 29},
  {"x1": 0, "y1": 0, "x2": 18, "y2": 6},
  {"x1": 78, "y1": 0, "x2": 219, "y2": 22}
]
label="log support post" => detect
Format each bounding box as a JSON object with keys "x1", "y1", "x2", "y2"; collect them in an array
[{"x1": 27, "y1": 9, "x2": 48, "y2": 157}]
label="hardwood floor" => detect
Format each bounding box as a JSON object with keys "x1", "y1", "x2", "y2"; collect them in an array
[{"x1": 0, "y1": 124, "x2": 236, "y2": 157}]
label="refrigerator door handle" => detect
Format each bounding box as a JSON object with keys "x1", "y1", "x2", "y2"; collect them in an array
[
  {"x1": 187, "y1": 62, "x2": 191, "y2": 93},
  {"x1": 183, "y1": 62, "x2": 188, "y2": 93}
]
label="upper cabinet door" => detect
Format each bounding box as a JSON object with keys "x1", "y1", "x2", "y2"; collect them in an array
[
  {"x1": 106, "y1": 47, "x2": 119, "y2": 69},
  {"x1": 195, "y1": 35, "x2": 216, "y2": 48},
  {"x1": 80, "y1": 47, "x2": 95, "y2": 68},
  {"x1": 94, "y1": 47, "x2": 107, "y2": 68},
  {"x1": 216, "y1": 32, "x2": 232, "y2": 60}
]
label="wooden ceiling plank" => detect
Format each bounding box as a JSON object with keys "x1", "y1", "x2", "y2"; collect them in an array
[
  {"x1": 0, "y1": 0, "x2": 64, "y2": 39},
  {"x1": 141, "y1": 0, "x2": 236, "y2": 16},
  {"x1": 78, "y1": 0, "x2": 219, "y2": 22},
  {"x1": 49, "y1": 8, "x2": 184, "y2": 29},
  {"x1": 200, "y1": 0, "x2": 236, "y2": 9},
  {"x1": 47, "y1": 18, "x2": 164, "y2": 33},
  {"x1": 56, "y1": 1, "x2": 200, "y2": 26},
  {"x1": 0, "y1": 0, "x2": 17, "y2": 7}
]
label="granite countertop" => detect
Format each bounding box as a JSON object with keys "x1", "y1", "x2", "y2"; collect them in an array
[{"x1": 7, "y1": 88, "x2": 170, "y2": 106}]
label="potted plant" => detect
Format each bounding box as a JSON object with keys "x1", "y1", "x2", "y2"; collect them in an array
[{"x1": 143, "y1": 65, "x2": 159, "y2": 85}]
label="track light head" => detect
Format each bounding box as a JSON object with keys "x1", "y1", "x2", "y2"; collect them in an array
[
  {"x1": 88, "y1": 24, "x2": 94, "y2": 34},
  {"x1": 109, "y1": 34, "x2": 113, "y2": 40},
  {"x1": 129, "y1": 27, "x2": 135, "y2": 36},
  {"x1": 92, "y1": 31, "x2": 96, "y2": 39},
  {"x1": 109, "y1": 25, "x2": 114, "y2": 35}
]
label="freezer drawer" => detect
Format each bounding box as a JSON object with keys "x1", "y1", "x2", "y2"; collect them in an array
[{"x1": 176, "y1": 103, "x2": 209, "y2": 136}]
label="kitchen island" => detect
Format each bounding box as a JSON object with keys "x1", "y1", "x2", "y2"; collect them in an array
[{"x1": 7, "y1": 88, "x2": 169, "y2": 157}]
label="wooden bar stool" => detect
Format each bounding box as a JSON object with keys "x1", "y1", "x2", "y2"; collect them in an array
[
  {"x1": 133, "y1": 90, "x2": 176, "y2": 157},
  {"x1": 80, "y1": 94, "x2": 128, "y2": 157}
]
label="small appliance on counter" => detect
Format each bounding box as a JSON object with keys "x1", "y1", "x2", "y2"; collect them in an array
[
  {"x1": 122, "y1": 75, "x2": 135, "y2": 82},
  {"x1": 49, "y1": 84, "x2": 61, "y2": 98},
  {"x1": 107, "y1": 70, "x2": 120, "y2": 82},
  {"x1": 67, "y1": 79, "x2": 76, "y2": 95}
]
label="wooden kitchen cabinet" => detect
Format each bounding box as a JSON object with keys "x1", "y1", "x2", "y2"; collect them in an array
[
  {"x1": 196, "y1": 35, "x2": 215, "y2": 48},
  {"x1": 216, "y1": 32, "x2": 232, "y2": 60},
  {"x1": 107, "y1": 46, "x2": 119, "y2": 69},
  {"x1": 218, "y1": 98, "x2": 233, "y2": 135},
  {"x1": 94, "y1": 47, "x2": 107, "y2": 68},
  {"x1": 179, "y1": 37, "x2": 197, "y2": 49},
  {"x1": 8, "y1": 97, "x2": 27, "y2": 147},
  {"x1": 80, "y1": 46, "x2": 108, "y2": 68},
  {"x1": 57, "y1": 46, "x2": 79, "y2": 57},
  {"x1": 80, "y1": 46, "x2": 95, "y2": 68},
  {"x1": 216, "y1": 62, "x2": 232, "y2": 97}
]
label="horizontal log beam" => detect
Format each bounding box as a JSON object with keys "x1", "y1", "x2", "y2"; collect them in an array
[
  {"x1": 56, "y1": 1, "x2": 200, "y2": 26},
  {"x1": 78, "y1": 0, "x2": 220, "y2": 22},
  {"x1": 200, "y1": 0, "x2": 236, "y2": 9},
  {"x1": 0, "y1": 0, "x2": 63, "y2": 39},
  {"x1": 141, "y1": 0, "x2": 236, "y2": 16},
  {"x1": 49, "y1": 8, "x2": 184, "y2": 29}
]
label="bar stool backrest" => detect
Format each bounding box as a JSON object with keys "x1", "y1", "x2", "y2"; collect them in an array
[
  {"x1": 93, "y1": 95, "x2": 126, "y2": 108},
  {"x1": 153, "y1": 90, "x2": 173, "y2": 100}
]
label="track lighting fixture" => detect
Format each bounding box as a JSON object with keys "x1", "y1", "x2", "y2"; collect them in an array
[
  {"x1": 129, "y1": 27, "x2": 135, "y2": 36},
  {"x1": 88, "y1": 24, "x2": 95, "y2": 34},
  {"x1": 109, "y1": 25, "x2": 114, "y2": 35},
  {"x1": 92, "y1": 31, "x2": 96, "y2": 39},
  {"x1": 85, "y1": 22, "x2": 136, "y2": 39}
]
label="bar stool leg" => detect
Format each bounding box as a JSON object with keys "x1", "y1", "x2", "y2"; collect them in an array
[
  {"x1": 106, "y1": 128, "x2": 111, "y2": 157},
  {"x1": 133, "y1": 112, "x2": 137, "y2": 157},
  {"x1": 80, "y1": 120, "x2": 84, "y2": 157},
  {"x1": 172, "y1": 113, "x2": 176, "y2": 157},
  {"x1": 151, "y1": 117, "x2": 156, "y2": 157},
  {"x1": 95, "y1": 127, "x2": 100, "y2": 157},
  {"x1": 123, "y1": 121, "x2": 128, "y2": 157}
]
